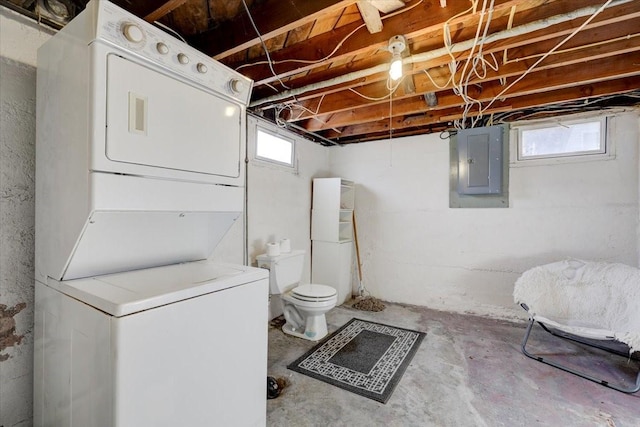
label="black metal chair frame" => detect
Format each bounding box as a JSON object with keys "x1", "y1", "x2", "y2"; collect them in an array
[{"x1": 520, "y1": 304, "x2": 640, "y2": 394}]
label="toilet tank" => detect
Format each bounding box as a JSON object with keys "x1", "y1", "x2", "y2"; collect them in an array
[{"x1": 256, "y1": 250, "x2": 305, "y2": 294}]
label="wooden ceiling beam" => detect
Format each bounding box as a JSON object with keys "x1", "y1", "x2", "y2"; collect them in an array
[
  {"x1": 110, "y1": 0, "x2": 170, "y2": 19},
  {"x1": 245, "y1": 0, "x2": 632, "y2": 87},
  {"x1": 284, "y1": 13, "x2": 640, "y2": 120},
  {"x1": 236, "y1": 0, "x2": 535, "y2": 86},
  {"x1": 143, "y1": 0, "x2": 188, "y2": 22},
  {"x1": 250, "y1": 0, "x2": 638, "y2": 107},
  {"x1": 304, "y1": 50, "x2": 640, "y2": 131},
  {"x1": 324, "y1": 76, "x2": 640, "y2": 140},
  {"x1": 187, "y1": 0, "x2": 356, "y2": 59},
  {"x1": 288, "y1": 20, "x2": 640, "y2": 124}
]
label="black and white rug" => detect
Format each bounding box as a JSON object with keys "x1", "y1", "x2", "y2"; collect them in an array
[{"x1": 287, "y1": 318, "x2": 425, "y2": 403}]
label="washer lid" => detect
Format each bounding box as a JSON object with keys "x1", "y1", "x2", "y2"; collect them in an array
[
  {"x1": 47, "y1": 260, "x2": 268, "y2": 317},
  {"x1": 292, "y1": 284, "x2": 337, "y2": 299}
]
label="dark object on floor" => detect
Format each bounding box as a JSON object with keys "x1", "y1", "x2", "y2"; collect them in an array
[
  {"x1": 520, "y1": 304, "x2": 640, "y2": 394},
  {"x1": 352, "y1": 296, "x2": 385, "y2": 312},
  {"x1": 267, "y1": 376, "x2": 281, "y2": 399},
  {"x1": 270, "y1": 316, "x2": 286, "y2": 329},
  {"x1": 287, "y1": 318, "x2": 425, "y2": 403}
]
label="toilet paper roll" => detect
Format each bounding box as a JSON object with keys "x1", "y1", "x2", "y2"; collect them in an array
[
  {"x1": 279, "y1": 238, "x2": 291, "y2": 253},
  {"x1": 266, "y1": 242, "x2": 280, "y2": 257}
]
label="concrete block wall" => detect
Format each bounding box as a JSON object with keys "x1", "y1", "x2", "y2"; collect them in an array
[
  {"x1": 1, "y1": 8, "x2": 54, "y2": 426},
  {"x1": 328, "y1": 112, "x2": 640, "y2": 319}
]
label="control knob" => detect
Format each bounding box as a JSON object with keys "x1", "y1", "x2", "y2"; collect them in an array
[
  {"x1": 227, "y1": 79, "x2": 245, "y2": 95},
  {"x1": 156, "y1": 42, "x2": 169, "y2": 55},
  {"x1": 196, "y1": 63, "x2": 208, "y2": 74},
  {"x1": 122, "y1": 23, "x2": 144, "y2": 43},
  {"x1": 177, "y1": 53, "x2": 190, "y2": 65}
]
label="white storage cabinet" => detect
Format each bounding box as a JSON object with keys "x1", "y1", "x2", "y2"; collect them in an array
[{"x1": 311, "y1": 178, "x2": 354, "y2": 305}]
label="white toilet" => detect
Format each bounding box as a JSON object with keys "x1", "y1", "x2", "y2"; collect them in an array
[{"x1": 257, "y1": 250, "x2": 337, "y2": 341}]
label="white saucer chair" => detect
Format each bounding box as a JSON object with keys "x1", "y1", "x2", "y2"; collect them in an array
[{"x1": 514, "y1": 259, "x2": 640, "y2": 394}]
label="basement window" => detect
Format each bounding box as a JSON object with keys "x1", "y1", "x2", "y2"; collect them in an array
[
  {"x1": 255, "y1": 128, "x2": 295, "y2": 167},
  {"x1": 515, "y1": 117, "x2": 607, "y2": 162}
]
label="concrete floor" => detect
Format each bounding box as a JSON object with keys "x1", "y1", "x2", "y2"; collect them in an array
[{"x1": 266, "y1": 301, "x2": 640, "y2": 426}]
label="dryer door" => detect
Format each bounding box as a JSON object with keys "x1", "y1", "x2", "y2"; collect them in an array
[{"x1": 105, "y1": 54, "x2": 241, "y2": 178}]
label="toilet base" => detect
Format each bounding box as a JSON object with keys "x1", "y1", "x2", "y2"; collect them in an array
[{"x1": 282, "y1": 313, "x2": 328, "y2": 342}]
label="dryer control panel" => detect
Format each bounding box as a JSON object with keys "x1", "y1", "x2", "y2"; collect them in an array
[{"x1": 93, "y1": 0, "x2": 253, "y2": 106}]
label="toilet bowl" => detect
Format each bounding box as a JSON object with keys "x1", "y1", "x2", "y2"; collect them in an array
[
  {"x1": 256, "y1": 250, "x2": 337, "y2": 341},
  {"x1": 281, "y1": 284, "x2": 337, "y2": 340}
]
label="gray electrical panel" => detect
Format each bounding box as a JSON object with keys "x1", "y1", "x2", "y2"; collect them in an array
[{"x1": 457, "y1": 126, "x2": 503, "y2": 195}]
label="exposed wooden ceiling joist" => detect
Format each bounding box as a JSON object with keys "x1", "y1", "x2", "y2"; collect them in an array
[
  {"x1": 187, "y1": 0, "x2": 356, "y2": 59},
  {"x1": 306, "y1": 50, "x2": 640, "y2": 133},
  {"x1": 326, "y1": 76, "x2": 640, "y2": 141},
  {"x1": 143, "y1": 0, "x2": 188, "y2": 22},
  {"x1": 292, "y1": 20, "x2": 640, "y2": 128},
  {"x1": 250, "y1": 0, "x2": 637, "y2": 110},
  {"x1": 18, "y1": 0, "x2": 638, "y2": 144},
  {"x1": 236, "y1": 0, "x2": 531, "y2": 87}
]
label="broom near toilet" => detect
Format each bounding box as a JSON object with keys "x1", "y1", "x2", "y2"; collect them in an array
[{"x1": 351, "y1": 211, "x2": 385, "y2": 312}]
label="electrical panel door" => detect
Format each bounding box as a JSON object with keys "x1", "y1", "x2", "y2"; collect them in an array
[{"x1": 457, "y1": 126, "x2": 503, "y2": 195}]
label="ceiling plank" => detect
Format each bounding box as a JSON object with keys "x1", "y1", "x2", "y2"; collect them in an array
[
  {"x1": 187, "y1": 0, "x2": 357, "y2": 59},
  {"x1": 308, "y1": 9, "x2": 344, "y2": 38},
  {"x1": 234, "y1": 0, "x2": 535, "y2": 86},
  {"x1": 304, "y1": 50, "x2": 640, "y2": 131},
  {"x1": 274, "y1": 6, "x2": 640, "y2": 117},
  {"x1": 324, "y1": 76, "x2": 640, "y2": 140},
  {"x1": 110, "y1": 0, "x2": 171, "y2": 18},
  {"x1": 236, "y1": 0, "x2": 623, "y2": 87},
  {"x1": 285, "y1": 22, "x2": 315, "y2": 48},
  {"x1": 143, "y1": 0, "x2": 188, "y2": 22},
  {"x1": 161, "y1": 0, "x2": 209, "y2": 37},
  {"x1": 247, "y1": 0, "x2": 619, "y2": 99},
  {"x1": 287, "y1": 19, "x2": 640, "y2": 123}
]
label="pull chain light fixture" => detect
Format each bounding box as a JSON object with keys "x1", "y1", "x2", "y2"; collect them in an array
[{"x1": 388, "y1": 35, "x2": 407, "y2": 81}]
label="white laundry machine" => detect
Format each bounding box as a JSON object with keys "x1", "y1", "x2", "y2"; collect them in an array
[{"x1": 34, "y1": 1, "x2": 267, "y2": 426}]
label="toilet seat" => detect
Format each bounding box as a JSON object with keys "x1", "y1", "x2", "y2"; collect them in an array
[{"x1": 291, "y1": 284, "x2": 337, "y2": 302}]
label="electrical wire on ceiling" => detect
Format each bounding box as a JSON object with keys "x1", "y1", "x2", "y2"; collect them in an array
[
  {"x1": 261, "y1": 0, "x2": 422, "y2": 126},
  {"x1": 236, "y1": 0, "x2": 424, "y2": 73},
  {"x1": 425, "y1": 0, "x2": 617, "y2": 130},
  {"x1": 240, "y1": 0, "x2": 290, "y2": 89},
  {"x1": 478, "y1": 0, "x2": 615, "y2": 118},
  {"x1": 490, "y1": 90, "x2": 640, "y2": 124},
  {"x1": 289, "y1": 94, "x2": 327, "y2": 121},
  {"x1": 502, "y1": 33, "x2": 640, "y2": 65},
  {"x1": 444, "y1": 0, "x2": 496, "y2": 129},
  {"x1": 348, "y1": 75, "x2": 406, "y2": 101},
  {"x1": 276, "y1": 98, "x2": 330, "y2": 126},
  {"x1": 251, "y1": 0, "x2": 632, "y2": 109},
  {"x1": 248, "y1": 0, "x2": 632, "y2": 141},
  {"x1": 388, "y1": 77, "x2": 394, "y2": 141}
]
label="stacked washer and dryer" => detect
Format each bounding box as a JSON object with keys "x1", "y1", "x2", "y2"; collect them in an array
[{"x1": 34, "y1": 1, "x2": 268, "y2": 425}]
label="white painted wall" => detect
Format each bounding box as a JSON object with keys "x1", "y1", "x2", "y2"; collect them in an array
[
  {"x1": 246, "y1": 116, "x2": 331, "y2": 318},
  {"x1": 329, "y1": 111, "x2": 639, "y2": 319},
  {"x1": 0, "y1": 7, "x2": 54, "y2": 427}
]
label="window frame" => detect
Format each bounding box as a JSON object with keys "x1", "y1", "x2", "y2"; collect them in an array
[
  {"x1": 510, "y1": 115, "x2": 613, "y2": 166},
  {"x1": 254, "y1": 126, "x2": 296, "y2": 169}
]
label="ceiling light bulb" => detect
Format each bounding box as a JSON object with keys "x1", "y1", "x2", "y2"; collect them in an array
[
  {"x1": 389, "y1": 53, "x2": 403, "y2": 81},
  {"x1": 388, "y1": 35, "x2": 407, "y2": 81}
]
